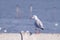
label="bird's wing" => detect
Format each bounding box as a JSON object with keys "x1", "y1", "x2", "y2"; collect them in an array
[
  {"x1": 36, "y1": 19, "x2": 44, "y2": 28},
  {"x1": 39, "y1": 20, "x2": 44, "y2": 28}
]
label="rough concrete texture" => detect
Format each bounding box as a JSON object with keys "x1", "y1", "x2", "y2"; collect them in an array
[
  {"x1": 0, "y1": 33, "x2": 60, "y2": 40},
  {"x1": 0, "y1": 33, "x2": 21, "y2": 40}
]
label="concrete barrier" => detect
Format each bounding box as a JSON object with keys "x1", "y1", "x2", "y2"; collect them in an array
[
  {"x1": 0, "y1": 33, "x2": 60, "y2": 40},
  {"x1": 0, "y1": 33, "x2": 21, "y2": 40},
  {"x1": 31, "y1": 33, "x2": 60, "y2": 40}
]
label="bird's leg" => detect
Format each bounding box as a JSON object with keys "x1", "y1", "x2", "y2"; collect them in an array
[
  {"x1": 38, "y1": 28, "x2": 41, "y2": 33},
  {"x1": 35, "y1": 28, "x2": 40, "y2": 33}
]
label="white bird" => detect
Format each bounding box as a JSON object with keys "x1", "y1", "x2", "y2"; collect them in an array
[{"x1": 32, "y1": 15, "x2": 44, "y2": 30}]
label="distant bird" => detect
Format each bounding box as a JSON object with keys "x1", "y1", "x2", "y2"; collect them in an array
[{"x1": 32, "y1": 15, "x2": 44, "y2": 31}]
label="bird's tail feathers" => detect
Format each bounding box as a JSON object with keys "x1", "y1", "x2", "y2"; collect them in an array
[{"x1": 41, "y1": 28, "x2": 44, "y2": 30}]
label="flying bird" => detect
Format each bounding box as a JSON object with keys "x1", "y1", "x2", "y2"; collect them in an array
[{"x1": 32, "y1": 15, "x2": 44, "y2": 31}]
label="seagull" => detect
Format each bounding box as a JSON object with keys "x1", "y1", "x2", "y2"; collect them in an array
[{"x1": 32, "y1": 15, "x2": 44, "y2": 31}]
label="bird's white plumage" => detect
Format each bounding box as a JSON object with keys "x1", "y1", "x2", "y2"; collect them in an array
[
  {"x1": 0, "y1": 27, "x2": 2, "y2": 30},
  {"x1": 32, "y1": 15, "x2": 44, "y2": 29}
]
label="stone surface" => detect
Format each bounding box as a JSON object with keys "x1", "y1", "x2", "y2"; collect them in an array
[{"x1": 0, "y1": 33, "x2": 60, "y2": 40}]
